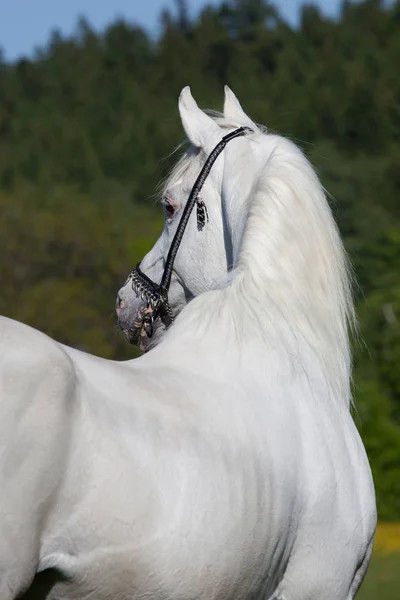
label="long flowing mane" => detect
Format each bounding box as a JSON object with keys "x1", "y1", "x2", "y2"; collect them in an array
[{"x1": 239, "y1": 132, "x2": 355, "y2": 408}]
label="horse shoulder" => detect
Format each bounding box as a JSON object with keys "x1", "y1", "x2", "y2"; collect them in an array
[{"x1": 0, "y1": 316, "x2": 77, "y2": 444}]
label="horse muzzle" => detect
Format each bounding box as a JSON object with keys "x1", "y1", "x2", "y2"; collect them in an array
[{"x1": 116, "y1": 289, "x2": 161, "y2": 350}]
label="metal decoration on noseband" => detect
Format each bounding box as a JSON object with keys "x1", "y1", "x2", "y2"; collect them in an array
[
  {"x1": 128, "y1": 126, "x2": 252, "y2": 337},
  {"x1": 196, "y1": 197, "x2": 209, "y2": 231}
]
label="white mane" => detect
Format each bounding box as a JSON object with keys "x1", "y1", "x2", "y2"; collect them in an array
[{"x1": 165, "y1": 113, "x2": 355, "y2": 409}]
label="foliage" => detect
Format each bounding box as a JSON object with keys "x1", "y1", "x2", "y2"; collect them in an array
[
  {"x1": 0, "y1": 188, "x2": 161, "y2": 359},
  {"x1": 1, "y1": 0, "x2": 400, "y2": 518}
]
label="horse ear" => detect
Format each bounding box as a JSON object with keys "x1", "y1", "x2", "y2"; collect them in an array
[
  {"x1": 223, "y1": 86, "x2": 256, "y2": 130},
  {"x1": 179, "y1": 87, "x2": 221, "y2": 151}
]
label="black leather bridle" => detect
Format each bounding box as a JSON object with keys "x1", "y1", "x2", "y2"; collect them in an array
[{"x1": 126, "y1": 126, "x2": 252, "y2": 337}]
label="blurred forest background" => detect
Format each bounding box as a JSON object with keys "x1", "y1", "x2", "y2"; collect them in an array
[{"x1": 0, "y1": 0, "x2": 399, "y2": 528}]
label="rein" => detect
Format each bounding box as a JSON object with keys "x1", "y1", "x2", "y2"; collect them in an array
[{"x1": 127, "y1": 126, "x2": 252, "y2": 337}]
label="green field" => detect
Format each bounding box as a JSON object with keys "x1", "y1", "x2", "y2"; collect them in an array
[
  {"x1": 358, "y1": 552, "x2": 400, "y2": 600},
  {"x1": 356, "y1": 524, "x2": 400, "y2": 599}
]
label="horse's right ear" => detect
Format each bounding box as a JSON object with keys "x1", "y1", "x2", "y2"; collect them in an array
[
  {"x1": 179, "y1": 87, "x2": 221, "y2": 152},
  {"x1": 223, "y1": 86, "x2": 256, "y2": 130}
]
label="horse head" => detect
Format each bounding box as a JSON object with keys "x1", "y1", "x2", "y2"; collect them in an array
[{"x1": 116, "y1": 86, "x2": 257, "y2": 351}]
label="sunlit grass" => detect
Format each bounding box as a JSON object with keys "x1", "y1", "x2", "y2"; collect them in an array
[{"x1": 374, "y1": 523, "x2": 400, "y2": 554}]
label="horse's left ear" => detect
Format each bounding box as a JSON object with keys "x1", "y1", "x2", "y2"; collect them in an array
[
  {"x1": 223, "y1": 86, "x2": 256, "y2": 130},
  {"x1": 179, "y1": 87, "x2": 221, "y2": 152}
]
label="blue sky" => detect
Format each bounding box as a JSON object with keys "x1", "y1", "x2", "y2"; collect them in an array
[{"x1": 0, "y1": 0, "x2": 342, "y2": 61}]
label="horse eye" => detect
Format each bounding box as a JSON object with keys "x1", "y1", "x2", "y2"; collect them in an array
[{"x1": 164, "y1": 202, "x2": 175, "y2": 219}]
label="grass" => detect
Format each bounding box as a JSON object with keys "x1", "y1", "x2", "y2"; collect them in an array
[
  {"x1": 358, "y1": 524, "x2": 400, "y2": 600},
  {"x1": 358, "y1": 552, "x2": 400, "y2": 599},
  {"x1": 373, "y1": 523, "x2": 400, "y2": 555}
]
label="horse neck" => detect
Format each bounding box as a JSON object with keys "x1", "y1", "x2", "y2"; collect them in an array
[{"x1": 223, "y1": 134, "x2": 354, "y2": 408}]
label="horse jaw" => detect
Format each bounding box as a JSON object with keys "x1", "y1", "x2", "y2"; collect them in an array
[{"x1": 116, "y1": 86, "x2": 250, "y2": 352}]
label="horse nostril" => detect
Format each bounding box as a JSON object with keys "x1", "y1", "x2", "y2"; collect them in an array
[{"x1": 116, "y1": 294, "x2": 126, "y2": 313}]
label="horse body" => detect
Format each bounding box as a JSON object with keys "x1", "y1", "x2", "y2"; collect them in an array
[
  {"x1": 0, "y1": 87, "x2": 376, "y2": 599},
  {"x1": 1, "y1": 311, "x2": 374, "y2": 599}
]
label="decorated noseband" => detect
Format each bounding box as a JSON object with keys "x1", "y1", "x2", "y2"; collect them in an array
[{"x1": 126, "y1": 126, "x2": 253, "y2": 337}]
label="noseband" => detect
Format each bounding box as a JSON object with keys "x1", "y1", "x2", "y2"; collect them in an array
[{"x1": 126, "y1": 126, "x2": 252, "y2": 337}]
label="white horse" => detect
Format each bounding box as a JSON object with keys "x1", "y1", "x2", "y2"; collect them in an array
[{"x1": 1, "y1": 87, "x2": 375, "y2": 600}]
